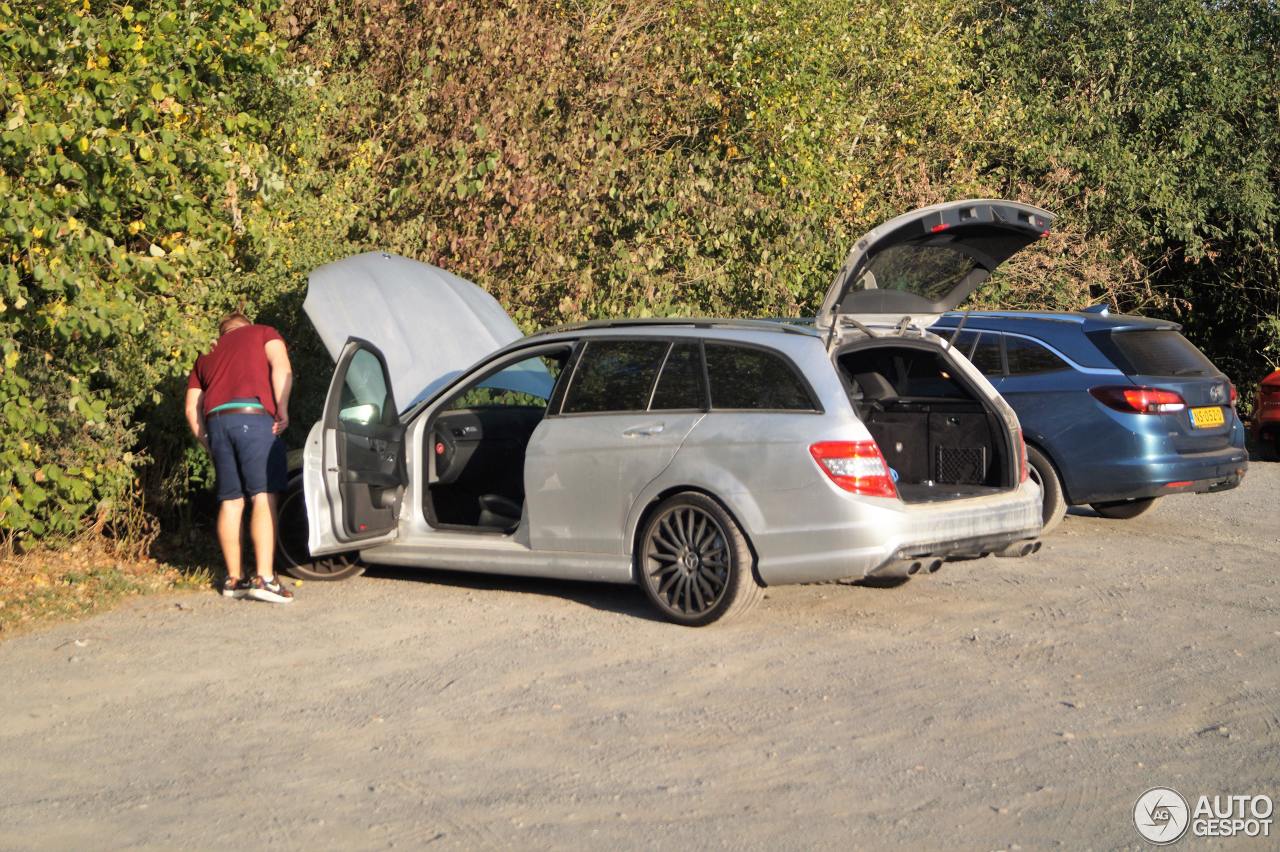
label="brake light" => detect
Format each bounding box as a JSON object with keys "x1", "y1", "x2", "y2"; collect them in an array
[
  {"x1": 1089, "y1": 386, "x2": 1187, "y2": 414},
  {"x1": 809, "y1": 441, "x2": 898, "y2": 499},
  {"x1": 1017, "y1": 431, "x2": 1029, "y2": 483},
  {"x1": 1230, "y1": 383, "x2": 1238, "y2": 406}
]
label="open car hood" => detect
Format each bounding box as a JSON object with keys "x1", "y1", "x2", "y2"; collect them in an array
[
  {"x1": 304, "y1": 252, "x2": 526, "y2": 410},
  {"x1": 816, "y1": 200, "x2": 1054, "y2": 334}
]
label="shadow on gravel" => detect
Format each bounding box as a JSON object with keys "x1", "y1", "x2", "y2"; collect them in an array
[{"x1": 361, "y1": 565, "x2": 670, "y2": 623}]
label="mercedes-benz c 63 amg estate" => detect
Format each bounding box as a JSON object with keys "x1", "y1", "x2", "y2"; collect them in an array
[{"x1": 290, "y1": 200, "x2": 1048, "y2": 624}]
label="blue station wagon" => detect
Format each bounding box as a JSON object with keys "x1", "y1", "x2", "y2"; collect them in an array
[{"x1": 931, "y1": 308, "x2": 1249, "y2": 532}]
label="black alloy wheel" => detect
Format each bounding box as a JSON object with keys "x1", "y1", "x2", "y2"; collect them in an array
[
  {"x1": 276, "y1": 477, "x2": 364, "y2": 581},
  {"x1": 639, "y1": 492, "x2": 762, "y2": 626}
]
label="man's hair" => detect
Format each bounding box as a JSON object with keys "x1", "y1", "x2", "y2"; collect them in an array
[{"x1": 218, "y1": 310, "x2": 251, "y2": 336}]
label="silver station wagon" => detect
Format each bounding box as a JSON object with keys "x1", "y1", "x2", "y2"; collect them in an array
[{"x1": 297, "y1": 199, "x2": 1047, "y2": 624}]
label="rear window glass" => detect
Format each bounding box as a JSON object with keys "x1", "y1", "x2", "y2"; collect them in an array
[
  {"x1": 857, "y1": 245, "x2": 979, "y2": 303},
  {"x1": 1005, "y1": 337, "x2": 1069, "y2": 375},
  {"x1": 562, "y1": 340, "x2": 668, "y2": 413},
  {"x1": 705, "y1": 344, "x2": 815, "y2": 410},
  {"x1": 1107, "y1": 330, "x2": 1217, "y2": 377},
  {"x1": 650, "y1": 343, "x2": 706, "y2": 410}
]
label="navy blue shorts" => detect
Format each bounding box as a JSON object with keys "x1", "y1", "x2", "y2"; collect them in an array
[{"x1": 208, "y1": 413, "x2": 288, "y2": 502}]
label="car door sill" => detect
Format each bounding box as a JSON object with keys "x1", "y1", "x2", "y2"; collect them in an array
[{"x1": 360, "y1": 537, "x2": 633, "y2": 584}]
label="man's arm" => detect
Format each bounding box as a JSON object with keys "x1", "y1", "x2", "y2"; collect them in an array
[
  {"x1": 185, "y1": 388, "x2": 209, "y2": 452},
  {"x1": 265, "y1": 338, "x2": 293, "y2": 436}
]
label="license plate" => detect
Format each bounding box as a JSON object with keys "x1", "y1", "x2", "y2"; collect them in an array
[{"x1": 1189, "y1": 406, "x2": 1225, "y2": 428}]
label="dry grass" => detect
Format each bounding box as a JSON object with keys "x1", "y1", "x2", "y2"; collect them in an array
[{"x1": 0, "y1": 543, "x2": 211, "y2": 639}]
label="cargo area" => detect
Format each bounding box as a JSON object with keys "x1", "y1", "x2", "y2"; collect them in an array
[{"x1": 837, "y1": 342, "x2": 1013, "y2": 503}]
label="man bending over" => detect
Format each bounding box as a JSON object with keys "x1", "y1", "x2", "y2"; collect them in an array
[{"x1": 184, "y1": 310, "x2": 294, "y2": 604}]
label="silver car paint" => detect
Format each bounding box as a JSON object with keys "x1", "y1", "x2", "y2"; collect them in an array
[
  {"x1": 322, "y1": 324, "x2": 1040, "y2": 586},
  {"x1": 304, "y1": 252, "x2": 525, "y2": 409}
]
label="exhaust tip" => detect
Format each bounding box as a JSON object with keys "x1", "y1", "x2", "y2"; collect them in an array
[
  {"x1": 995, "y1": 538, "x2": 1042, "y2": 558},
  {"x1": 926, "y1": 558, "x2": 943, "y2": 574},
  {"x1": 906, "y1": 561, "x2": 921, "y2": 576}
]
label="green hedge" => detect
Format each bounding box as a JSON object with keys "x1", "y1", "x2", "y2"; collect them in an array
[{"x1": 2, "y1": 0, "x2": 1277, "y2": 545}]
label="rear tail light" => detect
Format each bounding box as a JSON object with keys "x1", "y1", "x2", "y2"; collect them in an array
[
  {"x1": 1089, "y1": 385, "x2": 1187, "y2": 414},
  {"x1": 809, "y1": 441, "x2": 898, "y2": 499},
  {"x1": 1230, "y1": 383, "x2": 1238, "y2": 406},
  {"x1": 1017, "y1": 430, "x2": 1029, "y2": 483}
]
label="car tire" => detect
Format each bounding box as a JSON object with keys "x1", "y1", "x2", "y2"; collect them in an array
[
  {"x1": 276, "y1": 476, "x2": 364, "y2": 581},
  {"x1": 1090, "y1": 497, "x2": 1160, "y2": 520},
  {"x1": 637, "y1": 492, "x2": 763, "y2": 627},
  {"x1": 1026, "y1": 445, "x2": 1067, "y2": 535}
]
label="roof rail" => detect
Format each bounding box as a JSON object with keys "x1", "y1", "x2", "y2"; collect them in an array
[{"x1": 528, "y1": 317, "x2": 820, "y2": 338}]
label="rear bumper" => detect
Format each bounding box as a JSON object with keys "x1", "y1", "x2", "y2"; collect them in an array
[
  {"x1": 750, "y1": 479, "x2": 1043, "y2": 585},
  {"x1": 1070, "y1": 444, "x2": 1248, "y2": 504},
  {"x1": 1083, "y1": 469, "x2": 1246, "y2": 504}
]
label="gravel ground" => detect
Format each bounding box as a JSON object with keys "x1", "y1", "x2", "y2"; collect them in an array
[{"x1": 2, "y1": 459, "x2": 1278, "y2": 850}]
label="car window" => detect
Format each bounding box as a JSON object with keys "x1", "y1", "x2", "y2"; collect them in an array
[
  {"x1": 650, "y1": 342, "x2": 706, "y2": 411},
  {"x1": 704, "y1": 343, "x2": 815, "y2": 410},
  {"x1": 1005, "y1": 336, "x2": 1069, "y2": 376},
  {"x1": 561, "y1": 339, "x2": 669, "y2": 414},
  {"x1": 896, "y1": 351, "x2": 971, "y2": 399},
  {"x1": 947, "y1": 330, "x2": 981, "y2": 358},
  {"x1": 444, "y1": 352, "x2": 566, "y2": 411},
  {"x1": 338, "y1": 348, "x2": 393, "y2": 425},
  {"x1": 969, "y1": 332, "x2": 1004, "y2": 376}
]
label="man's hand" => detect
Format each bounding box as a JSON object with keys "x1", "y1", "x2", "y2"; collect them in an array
[
  {"x1": 273, "y1": 411, "x2": 289, "y2": 435},
  {"x1": 185, "y1": 387, "x2": 209, "y2": 452}
]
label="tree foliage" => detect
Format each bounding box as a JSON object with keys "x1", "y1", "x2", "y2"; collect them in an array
[
  {"x1": 1, "y1": 0, "x2": 295, "y2": 540},
  {"x1": 2, "y1": 0, "x2": 1277, "y2": 545}
]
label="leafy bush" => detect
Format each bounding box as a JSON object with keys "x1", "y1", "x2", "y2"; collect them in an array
[
  {"x1": 1, "y1": 0, "x2": 297, "y2": 542},
  {"x1": 3, "y1": 0, "x2": 1277, "y2": 546}
]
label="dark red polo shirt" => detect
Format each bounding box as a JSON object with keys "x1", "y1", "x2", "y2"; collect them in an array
[{"x1": 187, "y1": 324, "x2": 286, "y2": 417}]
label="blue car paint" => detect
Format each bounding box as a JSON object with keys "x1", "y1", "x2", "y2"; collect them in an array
[{"x1": 931, "y1": 310, "x2": 1248, "y2": 506}]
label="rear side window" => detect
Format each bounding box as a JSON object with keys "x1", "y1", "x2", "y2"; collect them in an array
[
  {"x1": 969, "y1": 332, "x2": 1004, "y2": 376},
  {"x1": 1106, "y1": 330, "x2": 1217, "y2": 377},
  {"x1": 650, "y1": 343, "x2": 706, "y2": 410},
  {"x1": 562, "y1": 340, "x2": 668, "y2": 413},
  {"x1": 704, "y1": 343, "x2": 816, "y2": 410},
  {"x1": 1005, "y1": 336, "x2": 1069, "y2": 375}
]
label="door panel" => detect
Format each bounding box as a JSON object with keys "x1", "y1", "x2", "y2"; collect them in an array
[
  {"x1": 306, "y1": 337, "x2": 406, "y2": 557},
  {"x1": 524, "y1": 413, "x2": 703, "y2": 553}
]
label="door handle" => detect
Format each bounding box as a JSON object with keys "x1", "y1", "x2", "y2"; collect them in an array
[{"x1": 623, "y1": 423, "x2": 665, "y2": 437}]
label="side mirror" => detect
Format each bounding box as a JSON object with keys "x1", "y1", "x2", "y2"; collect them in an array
[{"x1": 339, "y1": 402, "x2": 380, "y2": 425}]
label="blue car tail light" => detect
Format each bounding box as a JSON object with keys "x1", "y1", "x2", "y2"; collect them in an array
[{"x1": 1089, "y1": 385, "x2": 1187, "y2": 414}]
